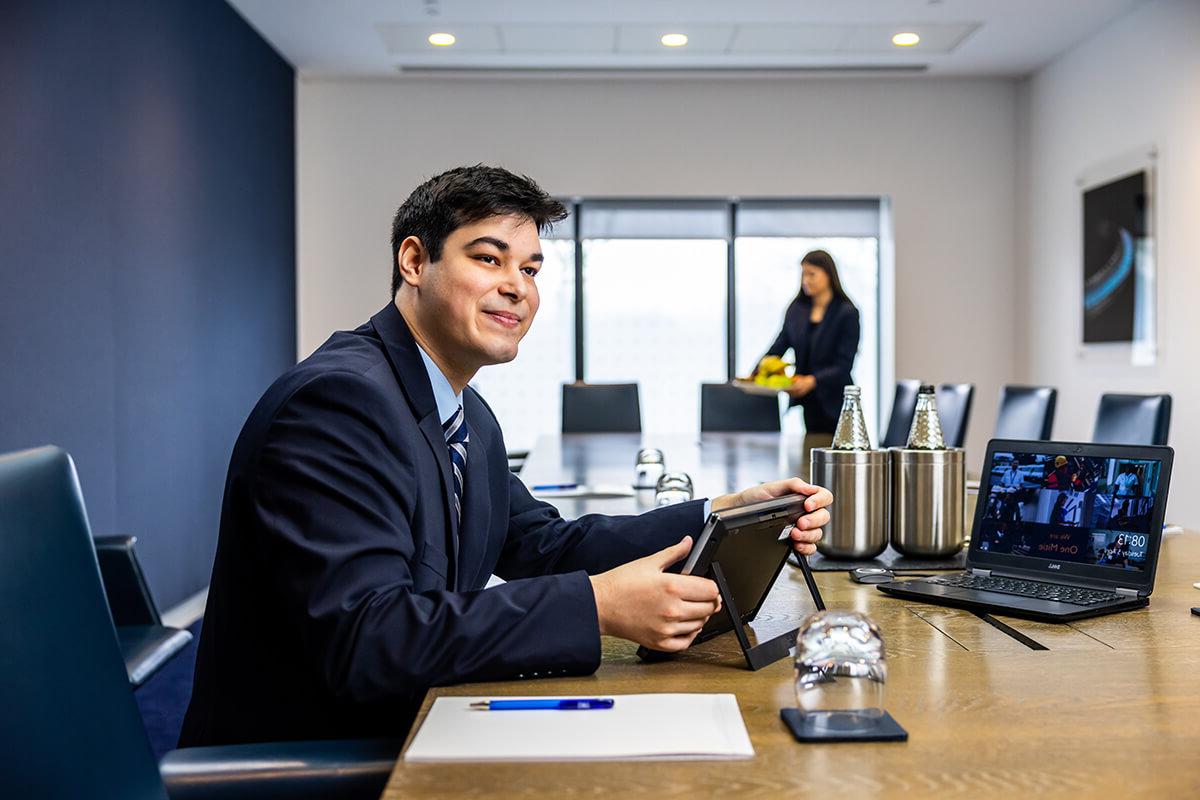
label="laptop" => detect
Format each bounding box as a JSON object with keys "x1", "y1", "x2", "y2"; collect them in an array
[{"x1": 876, "y1": 439, "x2": 1173, "y2": 622}]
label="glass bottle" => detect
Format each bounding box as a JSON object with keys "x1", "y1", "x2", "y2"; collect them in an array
[
  {"x1": 831, "y1": 386, "x2": 872, "y2": 450},
  {"x1": 906, "y1": 384, "x2": 946, "y2": 450}
]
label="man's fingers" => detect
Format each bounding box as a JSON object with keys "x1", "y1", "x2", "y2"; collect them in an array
[
  {"x1": 647, "y1": 536, "x2": 693, "y2": 571},
  {"x1": 672, "y1": 599, "x2": 721, "y2": 623},
  {"x1": 655, "y1": 629, "x2": 706, "y2": 652},
  {"x1": 804, "y1": 485, "x2": 833, "y2": 512},
  {"x1": 661, "y1": 617, "x2": 709, "y2": 637},
  {"x1": 794, "y1": 508, "x2": 830, "y2": 531},
  {"x1": 665, "y1": 574, "x2": 720, "y2": 602}
]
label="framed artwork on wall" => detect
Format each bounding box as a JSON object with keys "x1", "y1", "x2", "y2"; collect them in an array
[{"x1": 1078, "y1": 148, "x2": 1157, "y2": 365}]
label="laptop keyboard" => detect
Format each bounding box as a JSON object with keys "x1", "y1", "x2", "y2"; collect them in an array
[{"x1": 929, "y1": 574, "x2": 1126, "y2": 606}]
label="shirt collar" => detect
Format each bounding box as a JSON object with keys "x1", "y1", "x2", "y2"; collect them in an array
[{"x1": 416, "y1": 344, "x2": 464, "y2": 426}]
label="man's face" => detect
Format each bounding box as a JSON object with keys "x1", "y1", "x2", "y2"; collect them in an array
[{"x1": 414, "y1": 214, "x2": 543, "y2": 373}]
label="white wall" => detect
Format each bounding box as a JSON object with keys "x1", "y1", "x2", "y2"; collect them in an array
[
  {"x1": 297, "y1": 75, "x2": 1020, "y2": 464},
  {"x1": 1020, "y1": 0, "x2": 1200, "y2": 524}
]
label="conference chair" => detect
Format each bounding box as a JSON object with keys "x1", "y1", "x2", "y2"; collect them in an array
[
  {"x1": 936, "y1": 383, "x2": 975, "y2": 449},
  {"x1": 880, "y1": 380, "x2": 921, "y2": 447},
  {"x1": 95, "y1": 535, "x2": 194, "y2": 688},
  {"x1": 561, "y1": 382, "x2": 642, "y2": 433},
  {"x1": 994, "y1": 385, "x2": 1057, "y2": 441},
  {"x1": 0, "y1": 445, "x2": 398, "y2": 800},
  {"x1": 1092, "y1": 393, "x2": 1172, "y2": 446},
  {"x1": 700, "y1": 383, "x2": 781, "y2": 433},
  {"x1": 507, "y1": 450, "x2": 529, "y2": 475}
]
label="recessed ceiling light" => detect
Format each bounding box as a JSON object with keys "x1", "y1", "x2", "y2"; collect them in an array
[
  {"x1": 892, "y1": 32, "x2": 920, "y2": 47},
  {"x1": 428, "y1": 32, "x2": 456, "y2": 47},
  {"x1": 660, "y1": 33, "x2": 689, "y2": 48}
]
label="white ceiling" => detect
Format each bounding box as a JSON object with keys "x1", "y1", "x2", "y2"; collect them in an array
[{"x1": 226, "y1": 0, "x2": 1147, "y2": 78}]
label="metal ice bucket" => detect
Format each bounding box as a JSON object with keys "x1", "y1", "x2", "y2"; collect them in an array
[
  {"x1": 889, "y1": 448, "x2": 966, "y2": 558},
  {"x1": 810, "y1": 449, "x2": 890, "y2": 560}
]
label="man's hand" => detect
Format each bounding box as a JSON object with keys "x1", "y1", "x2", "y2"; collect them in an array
[
  {"x1": 711, "y1": 478, "x2": 832, "y2": 556},
  {"x1": 589, "y1": 537, "x2": 722, "y2": 652}
]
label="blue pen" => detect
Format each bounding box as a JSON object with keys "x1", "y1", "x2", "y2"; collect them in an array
[
  {"x1": 469, "y1": 698, "x2": 614, "y2": 711},
  {"x1": 531, "y1": 483, "x2": 579, "y2": 491}
]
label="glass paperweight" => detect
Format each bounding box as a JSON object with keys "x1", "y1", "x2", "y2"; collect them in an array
[
  {"x1": 654, "y1": 471, "x2": 694, "y2": 506},
  {"x1": 793, "y1": 610, "x2": 887, "y2": 735},
  {"x1": 634, "y1": 448, "x2": 665, "y2": 489}
]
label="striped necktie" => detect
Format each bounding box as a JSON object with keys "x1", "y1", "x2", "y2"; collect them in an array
[{"x1": 442, "y1": 405, "x2": 469, "y2": 527}]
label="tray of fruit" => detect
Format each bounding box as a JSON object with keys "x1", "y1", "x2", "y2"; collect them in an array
[{"x1": 732, "y1": 356, "x2": 796, "y2": 395}]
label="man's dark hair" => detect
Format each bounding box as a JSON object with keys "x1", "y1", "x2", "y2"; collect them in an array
[{"x1": 390, "y1": 165, "x2": 568, "y2": 296}]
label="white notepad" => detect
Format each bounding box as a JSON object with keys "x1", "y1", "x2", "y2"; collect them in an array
[{"x1": 403, "y1": 693, "x2": 755, "y2": 762}]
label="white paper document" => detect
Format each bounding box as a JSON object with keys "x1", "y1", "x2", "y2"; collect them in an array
[{"x1": 403, "y1": 693, "x2": 755, "y2": 762}]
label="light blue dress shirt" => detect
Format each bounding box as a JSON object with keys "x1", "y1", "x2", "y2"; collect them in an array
[{"x1": 416, "y1": 345, "x2": 463, "y2": 427}]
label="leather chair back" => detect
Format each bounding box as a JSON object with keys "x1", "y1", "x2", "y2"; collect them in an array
[
  {"x1": 561, "y1": 383, "x2": 642, "y2": 433},
  {"x1": 1092, "y1": 393, "x2": 1172, "y2": 446},
  {"x1": 880, "y1": 380, "x2": 921, "y2": 448},
  {"x1": 995, "y1": 385, "x2": 1057, "y2": 441},
  {"x1": 700, "y1": 383, "x2": 781, "y2": 433},
  {"x1": 0, "y1": 446, "x2": 167, "y2": 799},
  {"x1": 95, "y1": 535, "x2": 162, "y2": 626},
  {"x1": 936, "y1": 383, "x2": 975, "y2": 449}
]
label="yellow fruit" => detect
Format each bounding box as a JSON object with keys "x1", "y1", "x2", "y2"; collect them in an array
[{"x1": 758, "y1": 355, "x2": 787, "y2": 375}]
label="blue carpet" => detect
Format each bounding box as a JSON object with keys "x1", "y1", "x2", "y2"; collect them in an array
[{"x1": 134, "y1": 619, "x2": 202, "y2": 758}]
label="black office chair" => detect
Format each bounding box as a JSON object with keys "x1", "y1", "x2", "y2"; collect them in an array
[
  {"x1": 561, "y1": 382, "x2": 642, "y2": 433},
  {"x1": 95, "y1": 535, "x2": 194, "y2": 688},
  {"x1": 936, "y1": 383, "x2": 975, "y2": 449},
  {"x1": 880, "y1": 380, "x2": 921, "y2": 447},
  {"x1": 994, "y1": 385, "x2": 1057, "y2": 441},
  {"x1": 0, "y1": 445, "x2": 398, "y2": 800},
  {"x1": 1092, "y1": 393, "x2": 1172, "y2": 446},
  {"x1": 506, "y1": 450, "x2": 529, "y2": 475},
  {"x1": 700, "y1": 383, "x2": 781, "y2": 433}
]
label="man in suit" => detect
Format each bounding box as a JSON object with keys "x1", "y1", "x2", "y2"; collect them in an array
[{"x1": 180, "y1": 165, "x2": 831, "y2": 747}]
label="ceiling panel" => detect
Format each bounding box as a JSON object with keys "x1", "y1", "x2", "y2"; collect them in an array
[
  {"x1": 502, "y1": 25, "x2": 616, "y2": 54},
  {"x1": 840, "y1": 23, "x2": 979, "y2": 54},
  {"x1": 729, "y1": 25, "x2": 857, "y2": 54},
  {"x1": 614, "y1": 25, "x2": 735, "y2": 55},
  {"x1": 377, "y1": 23, "x2": 502, "y2": 53},
  {"x1": 228, "y1": 0, "x2": 1149, "y2": 77}
]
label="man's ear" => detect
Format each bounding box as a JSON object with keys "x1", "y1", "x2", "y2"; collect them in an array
[{"x1": 396, "y1": 235, "x2": 429, "y2": 288}]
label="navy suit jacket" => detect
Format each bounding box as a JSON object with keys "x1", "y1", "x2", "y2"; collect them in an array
[
  {"x1": 764, "y1": 296, "x2": 861, "y2": 430},
  {"x1": 180, "y1": 303, "x2": 705, "y2": 746}
]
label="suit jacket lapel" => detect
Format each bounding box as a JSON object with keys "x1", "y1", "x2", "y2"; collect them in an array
[
  {"x1": 456, "y1": 428, "x2": 491, "y2": 589},
  {"x1": 369, "y1": 303, "x2": 459, "y2": 585}
]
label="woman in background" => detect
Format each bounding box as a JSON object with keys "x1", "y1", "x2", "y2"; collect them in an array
[{"x1": 757, "y1": 249, "x2": 861, "y2": 468}]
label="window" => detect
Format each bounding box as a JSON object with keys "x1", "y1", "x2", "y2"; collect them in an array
[
  {"x1": 583, "y1": 238, "x2": 727, "y2": 435},
  {"x1": 469, "y1": 198, "x2": 886, "y2": 447},
  {"x1": 735, "y1": 237, "x2": 879, "y2": 437}
]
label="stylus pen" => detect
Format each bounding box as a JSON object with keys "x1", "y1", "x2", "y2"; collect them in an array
[
  {"x1": 470, "y1": 698, "x2": 615, "y2": 711},
  {"x1": 531, "y1": 483, "x2": 579, "y2": 491}
]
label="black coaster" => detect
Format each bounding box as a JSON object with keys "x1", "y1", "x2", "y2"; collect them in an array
[
  {"x1": 780, "y1": 708, "x2": 908, "y2": 743},
  {"x1": 795, "y1": 546, "x2": 968, "y2": 573}
]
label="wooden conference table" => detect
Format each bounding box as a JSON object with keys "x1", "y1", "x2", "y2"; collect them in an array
[{"x1": 383, "y1": 434, "x2": 1200, "y2": 798}]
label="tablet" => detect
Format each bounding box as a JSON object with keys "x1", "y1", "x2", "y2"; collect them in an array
[{"x1": 682, "y1": 493, "x2": 812, "y2": 644}]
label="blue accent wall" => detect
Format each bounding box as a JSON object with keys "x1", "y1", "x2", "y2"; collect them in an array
[{"x1": 0, "y1": 1, "x2": 295, "y2": 608}]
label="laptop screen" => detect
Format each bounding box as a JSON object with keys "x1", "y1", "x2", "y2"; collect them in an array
[{"x1": 976, "y1": 449, "x2": 1164, "y2": 573}]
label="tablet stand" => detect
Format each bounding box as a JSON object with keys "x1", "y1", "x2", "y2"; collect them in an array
[{"x1": 710, "y1": 554, "x2": 826, "y2": 672}]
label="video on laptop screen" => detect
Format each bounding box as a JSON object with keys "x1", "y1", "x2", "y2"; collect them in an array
[{"x1": 976, "y1": 451, "x2": 1163, "y2": 572}]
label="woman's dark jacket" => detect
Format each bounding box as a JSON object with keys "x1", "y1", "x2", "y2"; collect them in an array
[{"x1": 763, "y1": 295, "x2": 861, "y2": 434}]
